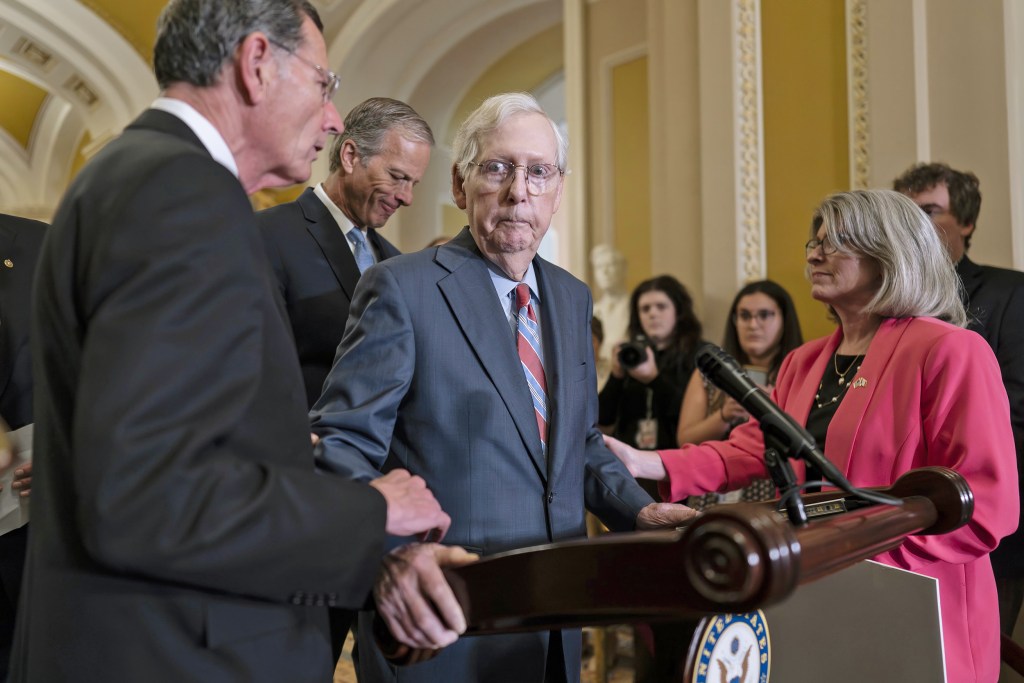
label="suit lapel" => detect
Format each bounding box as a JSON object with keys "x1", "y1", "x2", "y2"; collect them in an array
[
  {"x1": 436, "y1": 229, "x2": 547, "y2": 480},
  {"x1": 367, "y1": 229, "x2": 400, "y2": 261},
  {"x1": 299, "y1": 189, "x2": 361, "y2": 299},
  {"x1": 956, "y1": 257, "x2": 987, "y2": 333},
  {"x1": 0, "y1": 220, "x2": 15, "y2": 395}
]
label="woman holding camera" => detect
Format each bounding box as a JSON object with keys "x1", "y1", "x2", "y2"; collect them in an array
[
  {"x1": 597, "y1": 274, "x2": 704, "y2": 682},
  {"x1": 598, "y1": 275, "x2": 704, "y2": 460}
]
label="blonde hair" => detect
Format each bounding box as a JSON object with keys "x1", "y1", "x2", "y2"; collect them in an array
[{"x1": 809, "y1": 189, "x2": 966, "y2": 327}]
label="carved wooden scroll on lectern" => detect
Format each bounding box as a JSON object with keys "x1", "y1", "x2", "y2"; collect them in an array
[{"x1": 377, "y1": 466, "x2": 972, "y2": 665}]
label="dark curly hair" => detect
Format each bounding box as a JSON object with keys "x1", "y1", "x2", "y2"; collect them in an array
[{"x1": 893, "y1": 162, "x2": 981, "y2": 250}]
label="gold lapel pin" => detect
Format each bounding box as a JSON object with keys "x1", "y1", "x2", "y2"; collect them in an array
[
  {"x1": 851, "y1": 377, "x2": 868, "y2": 389},
  {"x1": 3, "y1": 259, "x2": 12, "y2": 269}
]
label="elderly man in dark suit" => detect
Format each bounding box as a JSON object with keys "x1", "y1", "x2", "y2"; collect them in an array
[
  {"x1": 896, "y1": 162, "x2": 1024, "y2": 636},
  {"x1": 9, "y1": 2, "x2": 469, "y2": 681},
  {"x1": 257, "y1": 97, "x2": 432, "y2": 408},
  {"x1": 311, "y1": 92, "x2": 695, "y2": 683},
  {"x1": 0, "y1": 213, "x2": 45, "y2": 680}
]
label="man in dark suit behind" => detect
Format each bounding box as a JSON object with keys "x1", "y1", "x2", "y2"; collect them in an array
[
  {"x1": 0, "y1": 213, "x2": 45, "y2": 680},
  {"x1": 10, "y1": 2, "x2": 469, "y2": 681},
  {"x1": 311, "y1": 93, "x2": 696, "y2": 683},
  {"x1": 896, "y1": 162, "x2": 1024, "y2": 636},
  {"x1": 257, "y1": 97, "x2": 432, "y2": 407}
]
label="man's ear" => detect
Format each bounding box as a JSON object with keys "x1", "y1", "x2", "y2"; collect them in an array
[
  {"x1": 962, "y1": 222, "x2": 977, "y2": 243},
  {"x1": 451, "y1": 164, "x2": 468, "y2": 210},
  {"x1": 339, "y1": 139, "x2": 360, "y2": 174},
  {"x1": 236, "y1": 32, "x2": 274, "y2": 104}
]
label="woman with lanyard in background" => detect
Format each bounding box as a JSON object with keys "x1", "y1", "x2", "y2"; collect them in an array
[{"x1": 597, "y1": 274, "x2": 705, "y2": 683}]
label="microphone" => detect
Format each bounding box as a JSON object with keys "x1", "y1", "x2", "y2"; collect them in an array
[{"x1": 695, "y1": 344, "x2": 850, "y2": 487}]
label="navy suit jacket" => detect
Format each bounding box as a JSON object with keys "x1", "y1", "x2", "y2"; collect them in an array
[
  {"x1": 257, "y1": 187, "x2": 400, "y2": 407},
  {"x1": 11, "y1": 110, "x2": 388, "y2": 682},
  {"x1": 0, "y1": 215, "x2": 46, "y2": 431},
  {"x1": 311, "y1": 227, "x2": 653, "y2": 683},
  {"x1": 958, "y1": 255, "x2": 1024, "y2": 578}
]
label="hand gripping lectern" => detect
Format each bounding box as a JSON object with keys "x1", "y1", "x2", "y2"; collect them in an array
[{"x1": 377, "y1": 466, "x2": 969, "y2": 682}]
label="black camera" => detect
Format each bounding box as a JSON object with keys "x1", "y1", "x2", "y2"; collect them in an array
[{"x1": 617, "y1": 336, "x2": 650, "y2": 369}]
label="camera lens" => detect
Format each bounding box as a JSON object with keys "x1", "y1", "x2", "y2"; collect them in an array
[{"x1": 617, "y1": 339, "x2": 648, "y2": 369}]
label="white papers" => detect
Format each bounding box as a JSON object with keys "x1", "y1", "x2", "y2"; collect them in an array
[{"x1": 0, "y1": 423, "x2": 31, "y2": 535}]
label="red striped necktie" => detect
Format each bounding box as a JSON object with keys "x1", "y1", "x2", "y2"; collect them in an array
[{"x1": 515, "y1": 283, "x2": 548, "y2": 450}]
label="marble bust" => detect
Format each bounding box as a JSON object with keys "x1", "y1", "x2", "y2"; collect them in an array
[{"x1": 590, "y1": 245, "x2": 629, "y2": 386}]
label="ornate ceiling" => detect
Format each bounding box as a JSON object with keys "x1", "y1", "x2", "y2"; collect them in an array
[{"x1": 0, "y1": 0, "x2": 560, "y2": 218}]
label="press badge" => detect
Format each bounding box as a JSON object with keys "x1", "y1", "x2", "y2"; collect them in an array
[{"x1": 635, "y1": 418, "x2": 658, "y2": 449}]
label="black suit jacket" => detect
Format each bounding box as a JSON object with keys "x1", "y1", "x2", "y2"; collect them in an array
[
  {"x1": 958, "y1": 255, "x2": 1024, "y2": 578},
  {"x1": 0, "y1": 215, "x2": 46, "y2": 430},
  {"x1": 0, "y1": 213, "x2": 45, "y2": 682},
  {"x1": 257, "y1": 188, "x2": 401, "y2": 407},
  {"x1": 11, "y1": 110, "x2": 388, "y2": 682}
]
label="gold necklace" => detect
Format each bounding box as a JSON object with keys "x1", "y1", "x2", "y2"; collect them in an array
[
  {"x1": 814, "y1": 353, "x2": 863, "y2": 409},
  {"x1": 833, "y1": 352, "x2": 862, "y2": 386}
]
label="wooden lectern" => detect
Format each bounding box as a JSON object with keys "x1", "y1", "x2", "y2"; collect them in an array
[{"x1": 378, "y1": 466, "x2": 970, "y2": 680}]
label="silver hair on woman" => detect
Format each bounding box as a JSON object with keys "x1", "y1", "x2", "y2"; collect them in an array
[{"x1": 809, "y1": 189, "x2": 967, "y2": 327}]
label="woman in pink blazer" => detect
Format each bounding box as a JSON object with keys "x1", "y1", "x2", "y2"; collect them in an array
[{"x1": 607, "y1": 189, "x2": 1018, "y2": 682}]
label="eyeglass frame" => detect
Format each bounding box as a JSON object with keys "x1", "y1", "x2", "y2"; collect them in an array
[
  {"x1": 268, "y1": 38, "x2": 340, "y2": 104},
  {"x1": 466, "y1": 159, "x2": 565, "y2": 196},
  {"x1": 804, "y1": 233, "x2": 845, "y2": 257},
  {"x1": 732, "y1": 309, "x2": 777, "y2": 324}
]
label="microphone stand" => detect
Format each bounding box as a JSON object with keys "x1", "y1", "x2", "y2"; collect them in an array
[{"x1": 763, "y1": 434, "x2": 808, "y2": 527}]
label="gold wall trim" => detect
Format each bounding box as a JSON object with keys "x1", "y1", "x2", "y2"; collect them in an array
[
  {"x1": 735, "y1": 0, "x2": 765, "y2": 282},
  {"x1": 847, "y1": 0, "x2": 869, "y2": 189}
]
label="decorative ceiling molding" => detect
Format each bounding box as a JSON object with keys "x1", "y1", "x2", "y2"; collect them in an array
[
  {"x1": 0, "y1": 0, "x2": 560, "y2": 221},
  {"x1": 12, "y1": 36, "x2": 57, "y2": 72},
  {"x1": 0, "y1": 95, "x2": 77, "y2": 216},
  {"x1": 327, "y1": 0, "x2": 557, "y2": 108},
  {"x1": 0, "y1": 0, "x2": 156, "y2": 213},
  {"x1": 0, "y1": 0, "x2": 154, "y2": 134}
]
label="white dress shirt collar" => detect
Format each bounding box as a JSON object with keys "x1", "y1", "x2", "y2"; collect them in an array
[
  {"x1": 150, "y1": 97, "x2": 238, "y2": 178},
  {"x1": 313, "y1": 183, "x2": 365, "y2": 257}
]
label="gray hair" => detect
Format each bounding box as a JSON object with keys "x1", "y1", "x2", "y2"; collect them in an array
[
  {"x1": 328, "y1": 98, "x2": 435, "y2": 174},
  {"x1": 809, "y1": 189, "x2": 966, "y2": 326},
  {"x1": 451, "y1": 92, "x2": 568, "y2": 179},
  {"x1": 154, "y1": 0, "x2": 322, "y2": 89}
]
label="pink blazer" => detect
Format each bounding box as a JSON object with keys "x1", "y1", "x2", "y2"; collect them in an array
[{"x1": 658, "y1": 317, "x2": 1018, "y2": 682}]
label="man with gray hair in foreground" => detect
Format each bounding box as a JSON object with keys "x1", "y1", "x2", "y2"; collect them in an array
[
  {"x1": 311, "y1": 92, "x2": 696, "y2": 683},
  {"x1": 10, "y1": 1, "x2": 469, "y2": 681}
]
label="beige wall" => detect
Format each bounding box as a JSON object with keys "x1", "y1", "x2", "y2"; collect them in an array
[{"x1": 864, "y1": 0, "x2": 1012, "y2": 270}]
